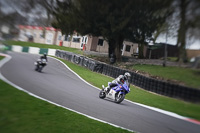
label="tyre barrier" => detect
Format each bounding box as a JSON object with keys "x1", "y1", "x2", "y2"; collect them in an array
[
  {"x1": 56, "y1": 50, "x2": 103, "y2": 72},
  {"x1": 55, "y1": 50, "x2": 200, "y2": 102}
]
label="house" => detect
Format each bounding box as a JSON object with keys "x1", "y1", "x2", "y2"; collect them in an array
[
  {"x1": 86, "y1": 36, "x2": 138, "y2": 56},
  {"x1": 18, "y1": 25, "x2": 58, "y2": 44},
  {"x1": 186, "y1": 50, "x2": 200, "y2": 59},
  {"x1": 18, "y1": 25, "x2": 138, "y2": 57},
  {"x1": 146, "y1": 43, "x2": 179, "y2": 59}
]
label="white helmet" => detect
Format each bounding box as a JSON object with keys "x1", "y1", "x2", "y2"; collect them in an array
[{"x1": 124, "y1": 72, "x2": 131, "y2": 80}]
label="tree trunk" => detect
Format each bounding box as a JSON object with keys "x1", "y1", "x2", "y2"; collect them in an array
[
  {"x1": 108, "y1": 35, "x2": 124, "y2": 63},
  {"x1": 177, "y1": 0, "x2": 188, "y2": 66},
  {"x1": 108, "y1": 39, "x2": 116, "y2": 58},
  {"x1": 115, "y1": 35, "x2": 124, "y2": 62},
  {"x1": 138, "y1": 43, "x2": 144, "y2": 59},
  {"x1": 115, "y1": 43, "x2": 121, "y2": 62}
]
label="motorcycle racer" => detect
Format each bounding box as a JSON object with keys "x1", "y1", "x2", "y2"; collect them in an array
[
  {"x1": 40, "y1": 53, "x2": 48, "y2": 62},
  {"x1": 35, "y1": 53, "x2": 48, "y2": 72},
  {"x1": 105, "y1": 72, "x2": 131, "y2": 93}
]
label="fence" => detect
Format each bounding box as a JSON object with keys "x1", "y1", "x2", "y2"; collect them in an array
[{"x1": 55, "y1": 50, "x2": 200, "y2": 102}]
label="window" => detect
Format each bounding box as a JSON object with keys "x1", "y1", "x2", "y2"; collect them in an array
[
  {"x1": 84, "y1": 37, "x2": 88, "y2": 43},
  {"x1": 40, "y1": 30, "x2": 45, "y2": 38},
  {"x1": 26, "y1": 32, "x2": 32, "y2": 37},
  {"x1": 64, "y1": 35, "x2": 71, "y2": 41},
  {"x1": 47, "y1": 39, "x2": 51, "y2": 43},
  {"x1": 125, "y1": 45, "x2": 131, "y2": 52},
  {"x1": 46, "y1": 33, "x2": 53, "y2": 44},
  {"x1": 97, "y1": 39, "x2": 104, "y2": 46},
  {"x1": 72, "y1": 37, "x2": 80, "y2": 43},
  {"x1": 40, "y1": 33, "x2": 44, "y2": 38},
  {"x1": 58, "y1": 35, "x2": 62, "y2": 40},
  {"x1": 33, "y1": 33, "x2": 37, "y2": 38}
]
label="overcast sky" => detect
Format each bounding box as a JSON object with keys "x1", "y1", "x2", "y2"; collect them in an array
[{"x1": 156, "y1": 33, "x2": 200, "y2": 50}]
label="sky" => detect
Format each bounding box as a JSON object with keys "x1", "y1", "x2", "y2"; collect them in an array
[{"x1": 156, "y1": 34, "x2": 200, "y2": 50}]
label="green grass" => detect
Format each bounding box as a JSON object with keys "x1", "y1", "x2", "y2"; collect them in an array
[
  {"x1": 0, "y1": 80, "x2": 131, "y2": 133},
  {"x1": 130, "y1": 64, "x2": 200, "y2": 89},
  {"x1": 0, "y1": 56, "x2": 5, "y2": 60},
  {"x1": 159, "y1": 57, "x2": 178, "y2": 62},
  {"x1": 3, "y1": 40, "x2": 83, "y2": 55},
  {"x1": 55, "y1": 57, "x2": 200, "y2": 121},
  {"x1": 167, "y1": 57, "x2": 178, "y2": 62}
]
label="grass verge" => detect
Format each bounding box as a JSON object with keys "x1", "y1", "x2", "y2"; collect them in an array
[
  {"x1": 130, "y1": 64, "x2": 200, "y2": 89},
  {"x1": 54, "y1": 57, "x2": 200, "y2": 121},
  {"x1": 0, "y1": 56, "x2": 5, "y2": 60}
]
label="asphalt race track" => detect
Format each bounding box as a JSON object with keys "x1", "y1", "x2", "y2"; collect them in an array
[{"x1": 1, "y1": 52, "x2": 200, "y2": 133}]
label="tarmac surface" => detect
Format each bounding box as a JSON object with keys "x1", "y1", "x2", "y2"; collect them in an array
[{"x1": 1, "y1": 51, "x2": 200, "y2": 133}]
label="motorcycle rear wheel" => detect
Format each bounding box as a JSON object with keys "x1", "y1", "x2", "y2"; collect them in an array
[
  {"x1": 35, "y1": 65, "x2": 39, "y2": 71},
  {"x1": 37, "y1": 65, "x2": 43, "y2": 72},
  {"x1": 99, "y1": 90, "x2": 106, "y2": 99},
  {"x1": 115, "y1": 93, "x2": 125, "y2": 104}
]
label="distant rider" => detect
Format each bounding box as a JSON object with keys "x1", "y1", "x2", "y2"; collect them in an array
[
  {"x1": 37, "y1": 53, "x2": 48, "y2": 67},
  {"x1": 105, "y1": 72, "x2": 131, "y2": 93},
  {"x1": 40, "y1": 53, "x2": 48, "y2": 62}
]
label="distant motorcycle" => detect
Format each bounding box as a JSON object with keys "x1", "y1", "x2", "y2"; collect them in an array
[
  {"x1": 34, "y1": 58, "x2": 47, "y2": 72},
  {"x1": 99, "y1": 81, "x2": 130, "y2": 104}
]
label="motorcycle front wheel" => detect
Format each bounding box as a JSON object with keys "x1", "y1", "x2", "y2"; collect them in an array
[
  {"x1": 99, "y1": 90, "x2": 106, "y2": 99},
  {"x1": 115, "y1": 93, "x2": 125, "y2": 104}
]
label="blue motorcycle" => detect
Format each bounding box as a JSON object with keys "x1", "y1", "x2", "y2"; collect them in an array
[{"x1": 99, "y1": 81, "x2": 130, "y2": 104}]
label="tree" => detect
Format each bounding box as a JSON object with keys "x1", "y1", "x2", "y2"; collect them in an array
[
  {"x1": 175, "y1": 0, "x2": 200, "y2": 65},
  {"x1": 34, "y1": 0, "x2": 58, "y2": 26},
  {"x1": 0, "y1": 2, "x2": 29, "y2": 38},
  {"x1": 176, "y1": 0, "x2": 188, "y2": 65},
  {"x1": 126, "y1": 0, "x2": 173, "y2": 59},
  {"x1": 0, "y1": 1, "x2": 29, "y2": 27},
  {"x1": 52, "y1": 0, "x2": 173, "y2": 62}
]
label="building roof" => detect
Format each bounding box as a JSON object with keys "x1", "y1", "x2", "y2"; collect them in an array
[{"x1": 148, "y1": 43, "x2": 177, "y2": 50}]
